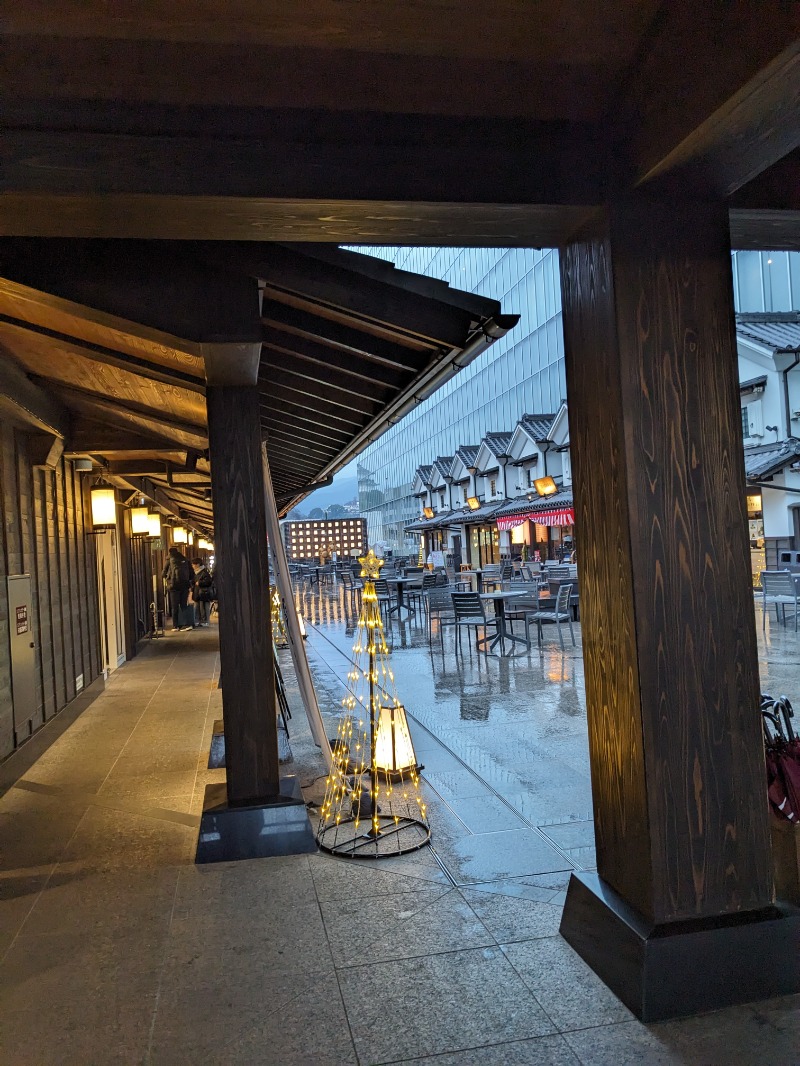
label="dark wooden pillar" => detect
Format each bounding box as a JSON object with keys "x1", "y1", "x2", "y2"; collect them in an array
[
  {"x1": 559, "y1": 196, "x2": 798, "y2": 1019},
  {"x1": 206, "y1": 384, "x2": 279, "y2": 805}
]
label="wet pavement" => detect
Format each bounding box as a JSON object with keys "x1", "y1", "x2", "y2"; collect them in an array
[
  {"x1": 0, "y1": 587, "x2": 796, "y2": 1063},
  {"x1": 300, "y1": 581, "x2": 593, "y2": 894}
]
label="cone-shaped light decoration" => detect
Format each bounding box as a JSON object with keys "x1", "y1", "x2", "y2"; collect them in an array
[{"x1": 316, "y1": 548, "x2": 430, "y2": 858}]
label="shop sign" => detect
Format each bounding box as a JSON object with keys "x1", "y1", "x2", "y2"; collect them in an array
[{"x1": 16, "y1": 604, "x2": 29, "y2": 635}]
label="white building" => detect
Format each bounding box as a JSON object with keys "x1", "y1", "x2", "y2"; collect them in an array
[{"x1": 737, "y1": 312, "x2": 800, "y2": 573}]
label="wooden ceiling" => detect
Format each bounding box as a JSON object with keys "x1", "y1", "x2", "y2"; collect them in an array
[
  {"x1": 0, "y1": 240, "x2": 510, "y2": 526},
  {"x1": 1, "y1": 1, "x2": 798, "y2": 246}
]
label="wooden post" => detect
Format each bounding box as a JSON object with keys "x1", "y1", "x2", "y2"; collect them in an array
[
  {"x1": 206, "y1": 384, "x2": 279, "y2": 804},
  {"x1": 558, "y1": 196, "x2": 798, "y2": 1019}
]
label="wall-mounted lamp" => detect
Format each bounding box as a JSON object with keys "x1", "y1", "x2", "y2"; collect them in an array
[
  {"x1": 90, "y1": 483, "x2": 116, "y2": 530},
  {"x1": 534, "y1": 476, "x2": 558, "y2": 498},
  {"x1": 130, "y1": 506, "x2": 150, "y2": 536},
  {"x1": 466, "y1": 496, "x2": 481, "y2": 511},
  {"x1": 422, "y1": 506, "x2": 434, "y2": 519}
]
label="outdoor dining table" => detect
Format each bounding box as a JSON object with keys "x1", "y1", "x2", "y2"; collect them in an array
[
  {"x1": 462, "y1": 568, "x2": 501, "y2": 593},
  {"x1": 479, "y1": 589, "x2": 533, "y2": 656},
  {"x1": 385, "y1": 575, "x2": 423, "y2": 620}
]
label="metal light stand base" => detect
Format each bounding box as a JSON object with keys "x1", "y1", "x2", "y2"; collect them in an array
[{"x1": 317, "y1": 813, "x2": 430, "y2": 859}]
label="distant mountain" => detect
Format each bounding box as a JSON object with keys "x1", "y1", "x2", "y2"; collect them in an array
[{"x1": 294, "y1": 475, "x2": 359, "y2": 514}]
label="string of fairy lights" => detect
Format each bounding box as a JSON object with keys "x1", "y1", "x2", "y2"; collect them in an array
[{"x1": 316, "y1": 549, "x2": 430, "y2": 857}]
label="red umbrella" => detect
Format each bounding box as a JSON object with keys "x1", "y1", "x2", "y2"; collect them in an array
[{"x1": 763, "y1": 696, "x2": 800, "y2": 822}]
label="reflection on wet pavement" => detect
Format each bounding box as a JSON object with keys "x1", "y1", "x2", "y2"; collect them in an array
[
  {"x1": 298, "y1": 582, "x2": 592, "y2": 890},
  {"x1": 299, "y1": 581, "x2": 800, "y2": 895}
]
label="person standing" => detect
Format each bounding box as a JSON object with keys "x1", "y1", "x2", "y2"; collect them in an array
[
  {"x1": 192, "y1": 557, "x2": 214, "y2": 626},
  {"x1": 162, "y1": 547, "x2": 194, "y2": 630}
]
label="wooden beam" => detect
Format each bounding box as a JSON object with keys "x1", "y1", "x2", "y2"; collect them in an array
[
  {"x1": 259, "y1": 367, "x2": 379, "y2": 417},
  {"x1": 67, "y1": 418, "x2": 185, "y2": 454},
  {"x1": 261, "y1": 327, "x2": 410, "y2": 391},
  {"x1": 207, "y1": 384, "x2": 279, "y2": 803},
  {"x1": 261, "y1": 298, "x2": 431, "y2": 370},
  {"x1": 28, "y1": 433, "x2": 65, "y2": 469},
  {"x1": 48, "y1": 384, "x2": 208, "y2": 448},
  {"x1": 107, "y1": 459, "x2": 188, "y2": 476},
  {"x1": 259, "y1": 391, "x2": 365, "y2": 431},
  {"x1": 619, "y1": 4, "x2": 800, "y2": 196},
  {"x1": 0, "y1": 344, "x2": 70, "y2": 436},
  {"x1": 0, "y1": 238, "x2": 262, "y2": 345},
  {"x1": 0, "y1": 313, "x2": 206, "y2": 393},
  {"x1": 201, "y1": 244, "x2": 475, "y2": 348},
  {"x1": 0, "y1": 193, "x2": 595, "y2": 246},
  {"x1": 201, "y1": 342, "x2": 263, "y2": 387},
  {"x1": 0, "y1": 105, "x2": 608, "y2": 202}
]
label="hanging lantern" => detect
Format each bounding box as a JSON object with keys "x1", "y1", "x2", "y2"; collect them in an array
[
  {"x1": 90, "y1": 485, "x2": 116, "y2": 529},
  {"x1": 173, "y1": 526, "x2": 187, "y2": 544},
  {"x1": 130, "y1": 506, "x2": 150, "y2": 536},
  {"x1": 187, "y1": 531, "x2": 194, "y2": 546},
  {"x1": 198, "y1": 537, "x2": 209, "y2": 550},
  {"x1": 147, "y1": 511, "x2": 162, "y2": 538}
]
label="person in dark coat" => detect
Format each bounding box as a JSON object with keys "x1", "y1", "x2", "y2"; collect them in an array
[
  {"x1": 192, "y1": 557, "x2": 214, "y2": 626},
  {"x1": 162, "y1": 547, "x2": 194, "y2": 631}
]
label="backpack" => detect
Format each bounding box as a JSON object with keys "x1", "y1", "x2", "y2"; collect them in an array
[{"x1": 177, "y1": 559, "x2": 194, "y2": 588}]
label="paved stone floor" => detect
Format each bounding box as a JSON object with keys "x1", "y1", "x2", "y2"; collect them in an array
[{"x1": 0, "y1": 589, "x2": 797, "y2": 1064}]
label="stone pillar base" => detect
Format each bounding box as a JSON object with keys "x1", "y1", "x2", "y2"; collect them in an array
[
  {"x1": 195, "y1": 778, "x2": 317, "y2": 863},
  {"x1": 560, "y1": 871, "x2": 800, "y2": 1021}
]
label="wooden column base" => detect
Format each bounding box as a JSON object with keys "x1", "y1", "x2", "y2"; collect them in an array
[
  {"x1": 195, "y1": 779, "x2": 317, "y2": 864},
  {"x1": 560, "y1": 872, "x2": 800, "y2": 1021}
]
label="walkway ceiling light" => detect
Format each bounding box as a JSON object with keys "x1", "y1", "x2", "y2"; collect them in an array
[
  {"x1": 534, "y1": 476, "x2": 557, "y2": 498},
  {"x1": 130, "y1": 506, "x2": 150, "y2": 536},
  {"x1": 147, "y1": 511, "x2": 162, "y2": 538},
  {"x1": 90, "y1": 482, "x2": 116, "y2": 530},
  {"x1": 173, "y1": 526, "x2": 188, "y2": 544},
  {"x1": 467, "y1": 496, "x2": 481, "y2": 511}
]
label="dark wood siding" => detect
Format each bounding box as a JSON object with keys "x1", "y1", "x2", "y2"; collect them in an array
[{"x1": 0, "y1": 425, "x2": 102, "y2": 759}]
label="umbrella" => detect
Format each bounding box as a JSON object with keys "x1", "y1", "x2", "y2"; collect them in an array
[{"x1": 762, "y1": 694, "x2": 800, "y2": 822}]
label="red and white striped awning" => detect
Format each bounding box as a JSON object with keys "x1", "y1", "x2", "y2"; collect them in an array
[{"x1": 496, "y1": 508, "x2": 575, "y2": 530}]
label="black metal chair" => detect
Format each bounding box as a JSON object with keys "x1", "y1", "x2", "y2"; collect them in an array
[
  {"x1": 525, "y1": 583, "x2": 575, "y2": 650},
  {"x1": 424, "y1": 586, "x2": 457, "y2": 648},
  {"x1": 450, "y1": 591, "x2": 498, "y2": 654},
  {"x1": 407, "y1": 571, "x2": 437, "y2": 616},
  {"x1": 373, "y1": 578, "x2": 393, "y2": 618}
]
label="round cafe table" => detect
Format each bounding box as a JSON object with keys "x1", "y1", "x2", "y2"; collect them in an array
[
  {"x1": 479, "y1": 590, "x2": 531, "y2": 655},
  {"x1": 385, "y1": 575, "x2": 423, "y2": 620}
]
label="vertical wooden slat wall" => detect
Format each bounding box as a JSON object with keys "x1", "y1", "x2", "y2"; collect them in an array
[{"x1": 0, "y1": 424, "x2": 102, "y2": 759}]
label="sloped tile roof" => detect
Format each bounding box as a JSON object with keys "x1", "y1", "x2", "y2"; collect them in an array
[
  {"x1": 432, "y1": 456, "x2": 454, "y2": 479},
  {"x1": 744, "y1": 439, "x2": 800, "y2": 479},
  {"x1": 454, "y1": 445, "x2": 480, "y2": 469},
  {"x1": 415, "y1": 464, "x2": 433, "y2": 484},
  {"x1": 483, "y1": 432, "x2": 513, "y2": 456},
  {"x1": 737, "y1": 313, "x2": 800, "y2": 353},
  {"x1": 519, "y1": 413, "x2": 557, "y2": 443}
]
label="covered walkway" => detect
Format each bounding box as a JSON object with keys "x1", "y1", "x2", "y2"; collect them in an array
[{"x1": 0, "y1": 606, "x2": 797, "y2": 1064}]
